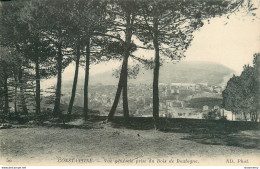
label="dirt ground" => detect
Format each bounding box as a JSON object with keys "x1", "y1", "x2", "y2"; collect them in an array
[{"x1": 0, "y1": 118, "x2": 260, "y2": 166}]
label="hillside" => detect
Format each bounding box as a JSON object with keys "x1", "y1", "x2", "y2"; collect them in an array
[{"x1": 85, "y1": 61, "x2": 234, "y2": 86}]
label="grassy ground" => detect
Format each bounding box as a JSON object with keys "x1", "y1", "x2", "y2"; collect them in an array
[{"x1": 0, "y1": 116, "x2": 260, "y2": 166}]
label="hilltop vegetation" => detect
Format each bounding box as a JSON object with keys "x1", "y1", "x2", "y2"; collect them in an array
[{"x1": 83, "y1": 61, "x2": 234, "y2": 86}]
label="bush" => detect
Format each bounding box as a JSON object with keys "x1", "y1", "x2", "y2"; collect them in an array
[{"x1": 203, "y1": 109, "x2": 221, "y2": 120}]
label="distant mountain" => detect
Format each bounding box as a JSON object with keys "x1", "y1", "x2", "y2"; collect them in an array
[{"x1": 74, "y1": 61, "x2": 234, "y2": 87}]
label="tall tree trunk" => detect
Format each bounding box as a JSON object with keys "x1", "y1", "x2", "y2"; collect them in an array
[
  {"x1": 121, "y1": 11, "x2": 133, "y2": 123},
  {"x1": 3, "y1": 70, "x2": 9, "y2": 117},
  {"x1": 84, "y1": 36, "x2": 91, "y2": 120},
  {"x1": 152, "y1": 16, "x2": 160, "y2": 128},
  {"x1": 122, "y1": 55, "x2": 129, "y2": 123},
  {"x1": 15, "y1": 44, "x2": 28, "y2": 115},
  {"x1": 53, "y1": 44, "x2": 63, "y2": 117},
  {"x1": 67, "y1": 45, "x2": 81, "y2": 118},
  {"x1": 0, "y1": 96, "x2": 3, "y2": 119},
  {"x1": 256, "y1": 56, "x2": 260, "y2": 122},
  {"x1": 107, "y1": 11, "x2": 133, "y2": 122},
  {"x1": 14, "y1": 76, "x2": 18, "y2": 116},
  {"x1": 243, "y1": 112, "x2": 247, "y2": 121},
  {"x1": 252, "y1": 112, "x2": 257, "y2": 122},
  {"x1": 107, "y1": 56, "x2": 129, "y2": 122},
  {"x1": 107, "y1": 64, "x2": 124, "y2": 121},
  {"x1": 35, "y1": 56, "x2": 41, "y2": 115},
  {"x1": 18, "y1": 67, "x2": 28, "y2": 115},
  {"x1": 250, "y1": 112, "x2": 253, "y2": 121}
]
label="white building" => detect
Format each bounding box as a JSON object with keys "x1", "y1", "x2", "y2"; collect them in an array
[
  {"x1": 202, "y1": 105, "x2": 209, "y2": 111},
  {"x1": 220, "y1": 109, "x2": 234, "y2": 121}
]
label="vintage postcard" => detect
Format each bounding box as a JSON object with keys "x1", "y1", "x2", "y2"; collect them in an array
[{"x1": 0, "y1": 0, "x2": 259, "y2": 168}]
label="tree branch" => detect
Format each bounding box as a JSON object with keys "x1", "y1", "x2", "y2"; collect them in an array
[{"x1": 93, "y1": 31, "x2": 124, "y2": 42}]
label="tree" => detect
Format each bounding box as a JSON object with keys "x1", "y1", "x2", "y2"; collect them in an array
[
  {"x1": 67, "y1": 39, "x2": 82, "y2": 118},
  {"x1": 223, "y1": 54, "x2": 259, "y2": 122},
  {"x1": 65, "y1": 0, "x2": 108, "y2": 120},
  {"x1": 4, "y1": 50, "x2": 22, "y2": 117},
  {"x1": 0, "y1": 46, "x2": 23, "y2": 119},
  {"x1": 1, "y1": 0, "x2": 56, "y2": 116},
  {"x1": 135, "y1": 0, "x2": 253, "y2": 128},
  {"x1": 64, "y1": 0, "x2": 108, "y2": 120},
  {"x1": 43, "y1": 1, "x2": 71, "y2": 117},
  {"x1": 0, "y1": 47, "x2": 11, "y2": 118},
  {"x1": 253, "y1": 53, "x2": 260, "y2": 121},
  {"x1": 20, "y1": 0, "x2": 57, "y2": 115},
  {"x1": 107, "y1": 0, "x2": 140, "y2": 123},
  {"x1": 38, "y1": 0, "x2": 73, "y2": 118},
  {"x1": 0, "y1": 0, "x2": 30, "y2": 116},
  {"x1": 136, "y1": 1, "x2": 201, "y2": 127}
]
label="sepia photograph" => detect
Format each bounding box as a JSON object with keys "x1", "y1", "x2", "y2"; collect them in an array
[{"x1": 0, "y1": 0, "x2": 259, "y2": 168}]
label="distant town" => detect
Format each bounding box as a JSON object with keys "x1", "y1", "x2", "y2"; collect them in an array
[{"x1": 54, "y1": 82, "x2": 243, "y2": 121}]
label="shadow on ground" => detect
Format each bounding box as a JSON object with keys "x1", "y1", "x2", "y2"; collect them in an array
[
  {"x1": 108, "y1": 116, "x2": 260, "y2": 150},
  {"x1": 2, "y1": 115, "x2": 260, "y2": 150}
]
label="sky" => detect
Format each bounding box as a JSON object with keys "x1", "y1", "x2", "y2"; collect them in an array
[
  {"x1": 42, "y1": 1, "x2": 260, "y2": 87},
  {"x1": 185, "y1": 6, "x2": 260, "y2": 74}
]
